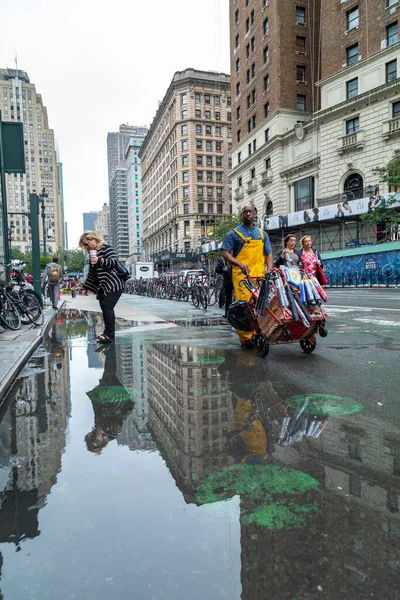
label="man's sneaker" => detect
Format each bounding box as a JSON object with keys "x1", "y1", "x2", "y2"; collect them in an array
[{"x1": 241, "y1": 340, "x2": 254, "y2": 350}]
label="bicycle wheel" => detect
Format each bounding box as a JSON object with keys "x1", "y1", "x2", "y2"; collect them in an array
[
  {"x1": 199, "y1": 288, "x2": 208, "y2": 310},
  {"x1": 207, "y1": 287, "x2": 218, "y2": 307},
  {"x1": 0, "y1": 294, "x2": 21, "y2": 330},
  {"x1": 20, "y1": 291, "x2": 44, "y2": 326},
  {"x1": 190, "y1": 288, "x2": 200, "y2": 308}
]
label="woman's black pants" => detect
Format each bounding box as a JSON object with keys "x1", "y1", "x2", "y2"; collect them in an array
[{"x1": 99, "y1": 289, "x2": 123, "y2": 339}]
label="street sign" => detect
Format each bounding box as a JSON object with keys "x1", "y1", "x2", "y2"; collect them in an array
[
  {"x1": 1, "y1": 122, "x2": 25, "y2": 173},
  {"x1": 365, "y1": 259, "x2": 377, "y2": 271}
]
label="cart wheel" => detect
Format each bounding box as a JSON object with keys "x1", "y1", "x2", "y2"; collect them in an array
[
  {"x1": 319, "y1": 325, "x2": 328, "y2": 338},
  {"x1": 254, "y1": 333, "x2": 270, "y2": 359},
  {"x1": 300, "y1": 338, "x2": 317, "y2": 354},
  {"x1": 282, "y1": 327, "x2": 291, "y2": 341}
]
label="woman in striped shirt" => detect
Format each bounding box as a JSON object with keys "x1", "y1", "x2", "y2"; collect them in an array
[{"x1": 79, "y1": 231, "x2": 126, "y2": 343}]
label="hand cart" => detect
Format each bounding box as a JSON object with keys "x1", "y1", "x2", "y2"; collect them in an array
[{"x1": 239, "y1": 268, "x2": 328, "y2": 359}]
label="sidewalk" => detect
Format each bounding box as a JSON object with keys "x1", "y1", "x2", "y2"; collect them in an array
[
  {"x1": 0, "y1": 307, "x2": 57, "y2": 402},
  {"x1": 61, "y1": 294, "x2": 178, "y2": 334}
]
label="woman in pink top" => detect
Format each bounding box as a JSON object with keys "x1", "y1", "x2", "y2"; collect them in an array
[{"x1": 299, "y1": 236, "x2": 323, "y2": 277}]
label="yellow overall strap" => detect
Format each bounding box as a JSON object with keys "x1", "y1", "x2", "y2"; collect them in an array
[{"x1": 233, "y1": 228, "x2": 265, "y2": 243}]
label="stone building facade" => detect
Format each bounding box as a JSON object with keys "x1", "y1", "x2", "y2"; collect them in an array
[
  {"x1": 139, "y1": 69, "x2": 232, "y2": 266},
  {"x1": 0, "y1": 68, "x2": 64, "y2": 255}
]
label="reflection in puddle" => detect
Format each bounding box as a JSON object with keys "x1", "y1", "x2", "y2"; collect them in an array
[{"x1": 0, "y1": 310, "x2": 399, "y2": 599}]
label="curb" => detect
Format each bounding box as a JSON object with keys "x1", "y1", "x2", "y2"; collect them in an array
[{"x1": 0, "y1": 304, "x2": 64, "y2": 404}]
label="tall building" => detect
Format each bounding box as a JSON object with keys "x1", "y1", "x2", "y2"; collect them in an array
[
  {"x1": 139, "y1": 69, "x2": 232, "y2": 270},
  {"x1": 125, "y1": 131, "x2": 148, "y2": 264},
  {"x1": 82, "y1": 211, "x2": 98, "y2": 232},
  {"x1": 107, "y1": 125, "x2": 147, "y2": 262},
  {"x1": 109, "y1": 167, "x2": 128, "y2": 260},
  {"x1": 56, "y1": 162, "x2": 66, "y2": 249},
  {"x1": 228, "y1": 1, "x2": 400, "y2": 254},
  {"x1": 93, "y1": 202, "x2": 110, "y2": 244},
  {"x1": 0, "y1": 68, "x2": 64, "y2": 255}
]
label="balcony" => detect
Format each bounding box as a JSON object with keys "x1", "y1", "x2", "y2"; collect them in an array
[
  {"x1": 247, "y1": 180, "x2": 258, "y2": 193},
  {"x1": 235, "y1": 187, "x2": 244, "y2": 200},
  {"x1": 337, "y1": 130, "x2": 364, "y2": 154},
  {"x1": 261, "y1": 169, "x2": 273, "y2": 186},
  {"x1": 382, "y1": 116, "x2": 400, "y2": 140}
]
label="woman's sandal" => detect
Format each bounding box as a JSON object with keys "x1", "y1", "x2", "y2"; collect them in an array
[{"x1": 95, "y1": 334, "x2": 114, "y2": 343}]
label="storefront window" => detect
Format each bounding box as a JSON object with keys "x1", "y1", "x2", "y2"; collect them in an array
[{"x1": 294, "y1": 176, "x2": 314, "y2": 211}]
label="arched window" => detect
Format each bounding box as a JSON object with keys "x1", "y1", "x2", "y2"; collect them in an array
[
  {"x1": 265, "y1": 200, "x2": 273, "y2": 216},
  {"x1": 343, "y1": 173, "x2": 364, "y2": 200}
]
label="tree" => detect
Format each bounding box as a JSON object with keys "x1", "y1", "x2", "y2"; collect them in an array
[
  {"x1": 64, "y1": 249, "x2": 85, "y2": 273},
  {"x1": 360, "y1": 156, "x2": 400, "y2": 241},
  {"x1": 211, "y1": 214, "x2": 241, "y2": 243}
]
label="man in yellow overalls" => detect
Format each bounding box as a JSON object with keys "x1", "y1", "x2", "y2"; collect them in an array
[{"x1": 221, "y1": 203, "x2": 273, "y2": 348}]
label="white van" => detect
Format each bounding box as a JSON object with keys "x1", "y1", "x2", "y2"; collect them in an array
[{"x1": 178, "y1": 269, "x2": 207, "y2": 285}]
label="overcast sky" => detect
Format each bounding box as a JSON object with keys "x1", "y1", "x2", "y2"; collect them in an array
[{"x1": 0, "y1": 0, "x2": 230, "y2": 248}]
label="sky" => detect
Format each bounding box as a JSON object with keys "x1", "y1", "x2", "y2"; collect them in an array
[{"x1": 0, "y1": 0, "x2": 230, "y2": 248}]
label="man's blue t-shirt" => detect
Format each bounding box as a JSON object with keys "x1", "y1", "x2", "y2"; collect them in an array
[{"x1": 221, "y1": 224, "x2": 272, "y2": 258}]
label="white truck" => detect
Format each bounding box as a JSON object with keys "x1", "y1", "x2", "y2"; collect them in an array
[{"x1": 132, "y1": 262, "x2": 155, "y2": 280}]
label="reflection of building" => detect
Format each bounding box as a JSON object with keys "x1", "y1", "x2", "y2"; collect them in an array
[
  {"x1": 147, "y1": 343, "x2": 235, "y2": 501},
  {"x1": 125, "y1": 130, "x2": 148, "y2": 266},
  {"x1": 140, "y1": 69, "x2": 232, "y2": 269},
  {"x1": 0, "y1": 343, "x2": 70, "y2": 546},
  {"x1": 116, "y1": 340, "x2": 155, "y2": 451},
  {"x1": 0, "y1": 68, "x2": 64, "y2": 255}
]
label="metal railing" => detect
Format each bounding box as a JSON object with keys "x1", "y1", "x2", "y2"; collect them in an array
[{"x1": 326, "y1": 269, "x2": 400, "y2": 288}]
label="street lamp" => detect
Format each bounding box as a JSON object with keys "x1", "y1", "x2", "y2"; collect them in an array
[
  {"x1": 38, "y1": 187, "x2": 48, "y2": 255},
  {"x1": 8, "y1": 224, "x2": 15, "y2": 259}
]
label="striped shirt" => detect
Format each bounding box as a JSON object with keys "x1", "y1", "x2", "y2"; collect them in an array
[{"x1": 83, "y1": 244, "x2": 125, "y2": 295}]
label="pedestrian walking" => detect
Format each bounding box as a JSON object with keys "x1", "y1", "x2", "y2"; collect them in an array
[
  {"x1": 79, "y1": 230, "x2": 126, "y2": 343},
  {"x1": 221, "y1": 203, "x2": 273, "y2": 349},
  {"x1": 215, "y1": 256, "x2": 234, "y2": 318},
  {"x1": 42, "y1": 256, "x2": 62, "y2": 310}
]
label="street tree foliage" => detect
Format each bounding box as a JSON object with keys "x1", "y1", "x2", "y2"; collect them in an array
[
  {"x1": 10, "y1": 248, "x2": 85, "y2": 274},
  {"x1": 211, "y1": 214, "x2": 241, "y2": 243},
  {"x1": 361, "y1": 156, "x2": 400, "y2": 240}
]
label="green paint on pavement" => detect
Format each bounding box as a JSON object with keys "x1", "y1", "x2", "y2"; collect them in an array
[
  {"x1": 197, "y1": 464, "x2": 319, "y2": 530},
  {"x1": 89, "y1": 386, "x2": 138, "y2": 404},
  {"x1": 285, "y1": 394, "x2": 363, "y2": 416}
]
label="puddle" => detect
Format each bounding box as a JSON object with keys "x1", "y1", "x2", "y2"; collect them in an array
[{"x1": 0, "y1": 311, "x2": 399, "y2": 599}]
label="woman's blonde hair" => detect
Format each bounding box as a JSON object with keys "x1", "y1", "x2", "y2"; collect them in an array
[
  {"x1": 78, "y1": 231, "x2": 104, "y2": 250},
  {"x1": 300, "y1": 235, "x2": 312, "y2": 248}
]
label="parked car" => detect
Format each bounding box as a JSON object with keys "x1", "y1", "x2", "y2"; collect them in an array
[{"x1": 178, "y1": 269, "x2": 207, "y2": 285}]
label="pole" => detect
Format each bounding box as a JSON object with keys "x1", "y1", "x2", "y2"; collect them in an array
[
  {"x1": 30, "y1": 193, "x2": 41, "y2": 295},
  {"x1": 0, "y1": 112, "x2": 11, "y2": 279},
  {"x1": 40, "y1": 197, "x2": 46, "y2": 256}
]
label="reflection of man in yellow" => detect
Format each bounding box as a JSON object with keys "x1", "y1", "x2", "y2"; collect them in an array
[{"x1": 222, "y1": 203, "x2": 273, "y2": 348}]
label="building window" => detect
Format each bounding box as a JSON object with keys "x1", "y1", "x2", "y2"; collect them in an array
[
  {"x1": 217, "y1": 204, "x2": 223, "y2": 214},
  {"x1": 206, "y1": 171, "x2": 213, "y2": 182},
  {"x1": 206, "y1": 156, "x2": 213, "y2": 166},
  {"x1": 181, "y1": 94, "x2": 187, "y2": 105},
  {"x1": 347, "y1": 6, "x2": 359, "y2": 30},
  {"x1": 195, "y1": 93, "x2": 201, "y2": 103},
  {"x1": 182, "y1": 109, "x2": 187, "y2": 119},
  {"x1": 253, "y1": 139, "x2": 257, "y2": 151},
  {"x1": 263, "y1": 17, "x2": 269, "y2": 35},
  {"x1": 248, "y1": 143, "x2": 252, "y2": 156},
  {"x1": 183, "y1": 171, "x2": 189, "y2": 182},
  {"x1": 216, "y1": 141, "x2": 222, "y2": 151},
  {"x1": 235, "y1": 33, "x2": 239, "y2": 48},
  {"x1": 264, "y1": 102, "x2": 270, "y2": 118},
  {"x1": 294, "y1": 176, "x2": 314, "y2": 211},
  {"x1": 344, "y1": 173, "x2": 364, "y2": 199},
  {"x1": 216, "y1": 126, "x2": 221, "y2": 136},
  {"x1": 347, "y1": 43, "x2": 359, "y2": 65},
  {"x1": 250, "y1": 167, "x2": 256, "y2": 179},
  {"x1": 196, "y1": 124, "x2": 202, "y2": 134},
  {"x1": 197, "y1": 186, "x2": 204, "y2": 196},
  {"x1": 198, "y1": 203, "x2": 204, "y2": 213},
  {"x1": 183, "y1": 187, "x2": 189, "y2": 198},
  {"x1": 236, "y1": 58, "x2": 240, "y2": 73},
  {"x1": 205, "y1": 94, "x2": 211, "y2": 104},
  {"x1": 206, "y1": 140, "x2": 213, "y2": 150},
  {"x1": 235, "y1": 8, "x2": 239, "y2": 24},
  {"x1": 208, "y1": 203, "x2": 213, "y2": 214},
  {"x1": 196, "y1": 139, "x2": 202, "y2": 149},
  {"x1": 265, "y1": 128, "x2": 270, "y2": 142},
  {"x1": 205, "y1": 125, "x2": 212, "y2": 135},
  {"x1": 184, "y1": 203, "x2": 189, "y2": 214},
  {"x1": 296, "y1": 6, "x2": 306, "y2": 24},
  {"x1": 263, "y1": 46, "x2": 269, "y2": 64},
  {"x1": 296, "y1": 36, "x2": 306, "y2": 52},
  {"x1": 182, "y1": 140, "x2": 188, "y2": 151},
  {"x1": 237, "y1": 106, "x2": 241, "y2": 120},
  {"x1": 207, "y1": 187, "x2": 214, "y2": 197},
  {"x1": 181, "y1": 124, "x2": 187, "y2": 135},
  {"x1": 197, "y1": 171, "x2": 204, "y2": 181},
  {"x1": 195, "y1": 109, "x2": 201, "y2": 119},
  {"x1": 247, "y1": 118, "x2": 252, "y2": 133},
  {"x1": 346, "y1": 78, "x2": 358, "y2": 99},
  {"x1": 393, "y1": 100, "x2": 400, "y2": 117},
  {"x1": 264, "y1": 74, "x2": 270, "y2": 91},
  {"x1": 387, "y1": 21, "x2": 398, "y2": 46},
  {"x1": 386, "y1": 60, "x2": 397, "y2": 83},
  {"x1": 346, "y1": 116, "x2": 359, "y2": 134},
  {"x1": 237, "y1": 152, "x2": 241, "y2": 165},
  {"x1": 251, "y1": 62, "x2": 256, "y2": 78},
  {"x1": 296, "y1": 65, "x2": 306, "y2": 82},
  {"x1": 215, "y1": 111, "x2": 220, "y2": 120},
  {"x1": 216, "y1": 172, "x2": 223, "y2": 182},
  {"x1": 296, "y1": 94, "x2": 306, "y2": 110},
  {"x1": 246, "y1": 69, "x2": 251, "y2": 84},
  {"x1": 205, "y1": 110, "x2": 211, "y2": 119},
  {"x1": 246, "y1": 42, "x2": 250, "y2": 58},
  {"x1": 265, "y1": 157, "x2": 271, "y2": 170},
  {"x1": 237, "y1": 129, "x2": 241, "y2": 143},
  {"x1": 236, "y1": 82, "x2": 241, "y2": 97},
  {"x1": 184, "y1": 220, "x2": 190, "y2": 237},
  {"x1": 251, "y1": 36, "x2": 255, "y2": 52}
]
